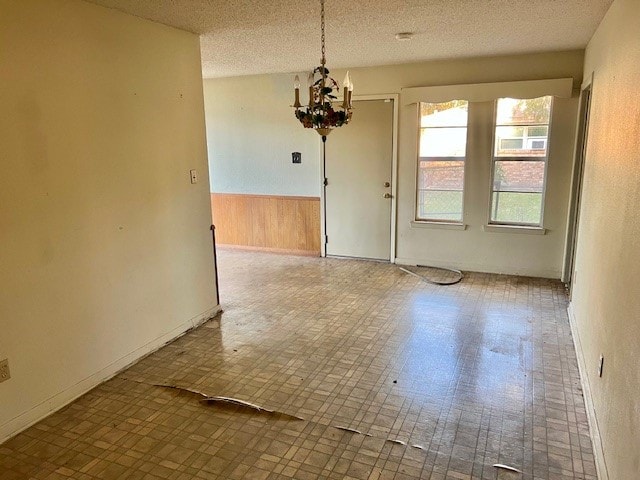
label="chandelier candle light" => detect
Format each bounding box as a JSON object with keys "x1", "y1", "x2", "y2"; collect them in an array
[{"x1": 293, "y1": 0, "x2": 353, "y2": 142}]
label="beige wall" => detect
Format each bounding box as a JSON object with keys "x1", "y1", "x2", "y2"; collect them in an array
[
  {"x1": 0, "y1": 0, "x2": 218, "y2": 441},
  {"x1": 205, "y1": 51, "x2": 583, "y2": 277},
  {"x1": 570, "y1": 0, "x2": 640, "y2": 477}
]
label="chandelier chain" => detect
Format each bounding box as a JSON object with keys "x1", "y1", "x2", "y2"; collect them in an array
[{"x1": 320, "y1": 0, "x2": 326, "y2": 66}]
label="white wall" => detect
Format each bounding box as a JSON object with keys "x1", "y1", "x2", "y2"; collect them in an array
[
  {"x1": 204, "y1": 75, "x2": 321, "y2": 196},
  {"x1": 204, "y1": 51, "x2": 584, "y2": 277},
  {"x1": 0, "y1": 0, "x2": 218, "y2": 442},
  {"x1": 569, "y1": 0, "x2": 640, "y2": 477}
]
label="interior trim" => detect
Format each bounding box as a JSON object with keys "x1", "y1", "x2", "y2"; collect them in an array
[
  {"x1": 395, "y1": 256, "x2": 560, "y2": 278},
  {"x1": 567, "y1": 303, "x2": 610, "y2": 480},
  {"x1": 211, "y1": 192, "x2": 319, "y2": 202},
  {"x1": 410, "y1": 221, "x2": 467, "y2": 230},
  {"x1": 402, "y1": 78, "x2": 574, "y2": 104},
  {"x1": 217, "y1": 244, "x2": 320, "y2": 257},
  {"x1": 483, "y1": 224, "x2": 546, "y2": 235}
]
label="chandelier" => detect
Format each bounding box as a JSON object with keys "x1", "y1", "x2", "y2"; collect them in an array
[{"x1": 292, "y1": 0, "x2": 353, "y2": 141}]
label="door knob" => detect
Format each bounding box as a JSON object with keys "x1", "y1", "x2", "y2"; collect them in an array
[
  {"x1": 383, "y1": 182, "x2": 390, "y2": 187},
  {"x1": 383, "y1": 193, "x2": 392, "y2": 199}
]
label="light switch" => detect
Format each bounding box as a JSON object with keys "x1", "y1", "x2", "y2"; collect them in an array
[{"x1": 190, "y1": 169, "x2": 198, "y2": 184}]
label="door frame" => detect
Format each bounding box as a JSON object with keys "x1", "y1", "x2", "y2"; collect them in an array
[
  {"x1": 562, "y1": 76, "x2": 593, "y2": 292},
  {"x1": 319, "y1": 93, "x2": 399, "y2": 261}
]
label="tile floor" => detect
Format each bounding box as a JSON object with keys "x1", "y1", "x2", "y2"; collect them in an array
[{"x1": 0, "y1": 250, "x2": 597, "y2": 480}]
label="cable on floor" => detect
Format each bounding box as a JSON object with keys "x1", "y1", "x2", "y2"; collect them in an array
[{"x1": 399, "y1": 264, "x2": 464, "y2": 286}]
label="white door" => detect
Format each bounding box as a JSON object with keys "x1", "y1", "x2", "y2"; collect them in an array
[{"x1": 325, "y1": 99, "x2": 394, "y2": 260}]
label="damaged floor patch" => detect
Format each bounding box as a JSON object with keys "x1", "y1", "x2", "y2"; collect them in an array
[
  {"x1": 153, "y1": 383, "x2": 430, "y2": 452},
  {"x1": 386, "y1": 438, "x2": 407, "y2": 446},
  {"x1": 155, "y1": 384, "x2": 305, "y2": 420},
  {"x1": 333, "y1": 426, "x2": 372, "y2": 436},
  {"x1": 494, "y1": 463, "x2": 523, "y2": 479}
]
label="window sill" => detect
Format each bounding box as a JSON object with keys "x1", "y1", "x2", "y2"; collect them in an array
[
  {"x1": 483, "y1": 224, "x2": 546, "y2": 235},
  {"x1": 411, "y1": 221, "x2": 467, "y2": 231}
]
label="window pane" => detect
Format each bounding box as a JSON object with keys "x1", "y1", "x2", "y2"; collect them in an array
[
  {"x1": 420, "y1": 101, "x2": 468, "y2": 127},
  {"x1": 493, "y1": 160, "x2": 545, "y2": 193},
  {"x1": 496, "y1": 97, "x2": 552, "y2": 125},
  {"x1": 417, "y1": 190, "x2": 463, "y2": 222},
  {"x1": 490, "y1": 192, "x2": 543, "y2": 225},
  {"x1": 419, "y1": 160, "x2": 464, "y2": 190},
  {"x1": 420, "y1": 127, "x2": 467, "y2": 157},
  {"x1": 495, "y1": 126, "x2": 548, "y2": 157},
  {"x1": 528, "y1": 126, "x2": 548, "y2": 137},
  {"x1": 417, "y1": 161, "x2": 464, "y2": 221}
]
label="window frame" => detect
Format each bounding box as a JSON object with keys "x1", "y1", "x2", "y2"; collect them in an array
[
  {"x1": 414, "y1": 101, "x2": 470, "y2": 225},
  {"x1": 488, "y1": 96, "x2": 554, "y2": 228}
]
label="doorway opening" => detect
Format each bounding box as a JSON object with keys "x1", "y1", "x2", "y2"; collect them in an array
[{"x1": 563, "y1": 82, "x2": 593, "y2": 297}]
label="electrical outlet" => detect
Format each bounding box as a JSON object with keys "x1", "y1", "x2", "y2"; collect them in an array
[
  {"x1": 598, "y1": 355, "x2": 604, "y2": 377},
  {"x1": 189, "y1": 169, "x2": 198, "y2": 184},
  {"x1": 0, "y1": 359, "x2": 10, "y2": 383}
]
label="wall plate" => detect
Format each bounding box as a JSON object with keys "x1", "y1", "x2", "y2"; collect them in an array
[{"x1": 0, "y1": 359, "x2": 10, "y2": 383}]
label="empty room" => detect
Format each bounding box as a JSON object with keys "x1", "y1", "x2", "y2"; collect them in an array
[{"x1": 1, "y1": 1, "x2": 638, "y2": 479}]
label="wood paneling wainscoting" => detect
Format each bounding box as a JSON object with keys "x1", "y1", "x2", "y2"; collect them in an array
[{"x1": 211, "y1": 193, "x2": 321, "y2": 256}]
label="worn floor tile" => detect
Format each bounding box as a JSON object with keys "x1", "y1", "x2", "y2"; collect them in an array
[{"x1": 0, "y1": 250, "x2": 596, "y2": 479}]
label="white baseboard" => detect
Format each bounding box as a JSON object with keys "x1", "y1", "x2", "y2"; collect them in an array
[
  {"x1": 394, "y1": 256, "x2": 561, "y2": 279},
  {"x1": 567, "y1": 303, "x2": 609, "y2": 480},
  {"x1": 0, "y1": 304, "x2": 221, "y2": 444}
]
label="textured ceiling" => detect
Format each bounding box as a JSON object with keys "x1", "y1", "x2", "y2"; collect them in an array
[{"x1": 84, "y1": 0, "x2": 613, "y2": 78}]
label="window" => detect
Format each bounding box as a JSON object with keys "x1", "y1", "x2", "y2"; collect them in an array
[
  {"x1": 490, "y1": 96, "x2": 553, "y2": 226},
  {"x1": 416, "y1": 101, "x2": 468, "y2": 223}
]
